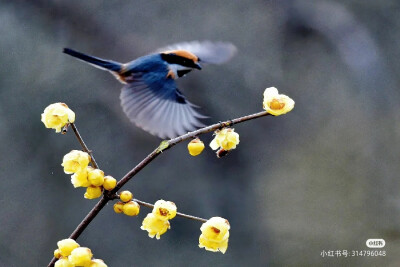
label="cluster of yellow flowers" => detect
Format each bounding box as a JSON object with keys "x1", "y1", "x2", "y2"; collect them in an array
[
  {"x1": 54, "y1": 239, "x2": 106, "y2": 267},
  {"x1": 41, "y1": 103, "x2": 75, "y2": 133},
  {"x1": 113, "y1": 190, "x2": 141, "y2": 216},
  {"x1": 199, "y1": 217, "x2": 230, "y2": 254},
  {"x1": 187, "y1": 87, "x2": 294, "y2": 158},
  {"x1": 141, "y1": 200, "x2": 177, "y2": 239},
  {"x1": 42, "y1": 87, "x2": 294, "y2": 261},
  {"x1": 62, "y1": 150, "x2": 117, "y2": 199}
]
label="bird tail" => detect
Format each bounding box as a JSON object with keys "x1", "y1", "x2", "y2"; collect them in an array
[{"x1": 63, "y1": 48, "x2": 122, "y2": 72}]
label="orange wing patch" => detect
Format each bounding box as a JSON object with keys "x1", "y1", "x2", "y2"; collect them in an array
[{"x1": 163, "y1": 50, "x2": 198, "y2": 62}]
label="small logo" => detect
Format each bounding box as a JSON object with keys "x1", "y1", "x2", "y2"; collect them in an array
[{"x1": 366, "y1": 239, "x2": 385, "y2": 248}]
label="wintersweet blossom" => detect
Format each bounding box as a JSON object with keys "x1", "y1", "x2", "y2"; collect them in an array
[
  {"x1": 84, "y1": 186, "x2": 103, "y2": 199},
  {"x1": 62, "y1": 150, "x2": 90, "y2": 174},
  {"x1": 54, "y1": 258, "x2": 74, "y2": 267},
  {"x1": 209, "y1": 128, "x2": 240, "y2": 151},
  {"x1": 199, "y1": 217, "x2": 230, "y2": 254},
  {"x1": 71, "y1": 169, "x2": 90, "y2": 188},
  {"x1": 41, "y1": 103, "x2": 75, "y2": 132},
  {"x1": 153, "y1": 200, "x2": 177, "y2": 221},
  {"x1": 141, "y1": 213, "x2": 170, "y2": 239},
  {"x1": 89, "y1": 259, "x2": 108, "y2": 267},
  {"x1": 262, "y1": 87, "x2": 295, "y2": 116},
  {"x1": 57, "y1": 238, "x2": 79, "y2": 257},
  {"x1": 68, "y1": 247, "x2": 93, "y2": 266}
]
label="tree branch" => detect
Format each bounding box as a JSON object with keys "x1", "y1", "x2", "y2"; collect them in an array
[
  {"x1": 70, "y1": 123, "x2": 99, "y2": 169},
  {"x1": 48, "y1": 110, "x2": 271, "y2": 267}
]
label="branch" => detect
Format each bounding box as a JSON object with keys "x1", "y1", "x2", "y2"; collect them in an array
[
  {"x1": 134, "y1": 199, "x2": 207, "y2": 223},
  {"x1": 48, "y1": 110, "x2": 271, "y2": 267},
  {"x1": 113, "y1": 111, "x2": 271, "y2": 191},
  {"x1": 70, "y1": 123, "x2": 99, "y2": 169}
]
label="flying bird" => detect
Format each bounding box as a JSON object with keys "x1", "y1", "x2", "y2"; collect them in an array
[{"x1": 63, "y1": 41, "x2": 237, "y2": 138}]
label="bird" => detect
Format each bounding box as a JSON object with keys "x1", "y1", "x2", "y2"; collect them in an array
[{"x1": 63, "y1": 41, "x2": 237, "y2": 139}]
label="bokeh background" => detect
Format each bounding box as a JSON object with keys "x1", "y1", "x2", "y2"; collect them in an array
[{"x1": 1, "y1": 0, "x2": 400, "y2": 266}]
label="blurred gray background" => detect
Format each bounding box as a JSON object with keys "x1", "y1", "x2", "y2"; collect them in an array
[{"x1": 1, "y1": 0, "x2": 400, "y2": 266}]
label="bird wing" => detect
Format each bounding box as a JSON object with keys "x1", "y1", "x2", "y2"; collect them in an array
[
  {"x1": 156, "y1": 41, "x2": 237, "y2": 64},
  {"x1": 120, "y1": 72, "x2": 206, "y2": 139}
]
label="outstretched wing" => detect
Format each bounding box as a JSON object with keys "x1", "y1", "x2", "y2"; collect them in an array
[
  {"x1": 120, "y1": 73, "x2": 206, "y2": 139},
  {"x1": 156, "y1": 41, "x2": 237, "y2": 64}
]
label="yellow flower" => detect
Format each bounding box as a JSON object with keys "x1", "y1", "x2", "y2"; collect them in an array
[
  {"x1": 54, "y1": 258, "x2": 74, "y2": 267},
  {"x1": 41, "y1": 103, "x2": 75, "y2": 133},
  {"x1": 199, "y1": 234, "x2": 229, "y2": 254},
  {"x1": 57, "y1": 238, "x2": 80, "y2": 257},
  {"x1": 122, "y1": 201, "x2": 140, "y2": 216},
  {"x1": 153, "y1": 200, "x2": 177, "y2": 221},
  {"x1": 88, "y1": 168, "x2": 105, "y2": 186},
  {"x1": 199, "y1": 217, "x2": 230, "y2": 254},
  {"x1": 71, "y1": 169, "x2": 90, "y2": 188},
  {"x1": 68, "y1": 247, "x2": 93, "y2": 266},
  {"x1": 84, "y1": 186, "x2": 103, "y2": 199},
  {"x1": 62, "y1": 150, "x2": 91, "y2": 174},
  {"x1": 103, "y1": 176, "x2": 117, "y2": 191},
  {"x1": 113, "y1": 202, "x2": 124, "y2": 214},
  {"x1": 141, "y1": 213, "x2": 170, "y2": 239},
  {"x1": 209, "y1": 128, "x2": 240, "y2": 151},
  {"x1": 187, "y1": 138, "x2": 205, "y2": 156},
  {"x1": 54, "y1": 249, "x2": 62, "y2": 259},
  {"x1": 119, "y1": 190, "x2": 133, "y2": 202},
  {"x1": 262, "y1": 87, "x2": 295, "y2": 116},
  {"x1": 89, "y1": 259, "x2": 108, "y2": 267}
]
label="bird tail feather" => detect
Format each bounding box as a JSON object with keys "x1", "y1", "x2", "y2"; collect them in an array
[{"x1": 63, "y1": 48, "x2": 122, "y2": 72}]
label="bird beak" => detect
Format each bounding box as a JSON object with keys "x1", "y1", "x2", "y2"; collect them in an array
[{"x1": 194, "y1": 62, "x2": 202, "y2": 70}]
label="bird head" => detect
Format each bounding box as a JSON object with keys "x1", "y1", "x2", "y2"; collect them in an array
[{"x1": 160, "y1": 50, "x2": 202, "y2": 70}]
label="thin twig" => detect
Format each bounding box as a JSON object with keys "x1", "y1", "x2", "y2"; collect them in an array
[
  {"x1": 113, "y1": 111, "x2": 271, "y2": 191},
  {"x1": 48, "y1": 110, "x2": 271, "y2": 267},
  {"x1": 70, "y1": 123, "x2": 99, "y2": 169},
  {"x1": 134, "y1": 199, "x2": 207, "y2": 223}
]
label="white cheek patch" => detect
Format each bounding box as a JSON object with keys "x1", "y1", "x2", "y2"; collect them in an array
[{"x1": 168, "y1": 64, "x2": 193, "y2": 79}]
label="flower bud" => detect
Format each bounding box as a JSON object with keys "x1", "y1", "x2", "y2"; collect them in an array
[
  {"x1": 187, "y1": 138, "x2": 205, "y2": 156},
  {"x1": 103, "y1": 176, "x2": 117, "y2": 191},
  {"x1": 119, "y1": 190, "x2": 133, "y2": 202},
  {"x1": 113, "y1": 202, "x2": 124, "y2": 214},
  {"x1": 122, "y1": 201, "x2": 140, "y2": 216},
  {"x1": 87, "y1": 168, "x2": 105, "y2": 186},
  {"x1": 54, "y1": 249, "x2": 62, "y2": 259}
]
